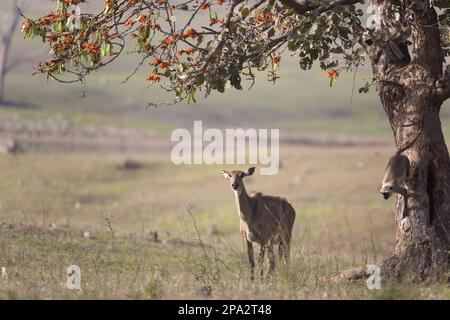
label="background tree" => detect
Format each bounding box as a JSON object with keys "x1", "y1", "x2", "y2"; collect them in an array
[
  {"x1": 0, "y1": 0, "x2": 31, "y2": 103},
  {"x1": 22, "y1": 0, "x2": 450, "y2": 280}
]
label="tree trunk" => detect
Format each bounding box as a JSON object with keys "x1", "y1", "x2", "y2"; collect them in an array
[
  {"x1": 367, "y1": 1, "x2": 450, "y2": 280},
  {"x1": 381, "y1": 84, "x2": 450, "y2": 281},
  {"x1": 0, "y1": 44, "x2": 7, "y2": 103},
  {"x1": 0, "y1": 0, "x2": 21, "y2": 104}
]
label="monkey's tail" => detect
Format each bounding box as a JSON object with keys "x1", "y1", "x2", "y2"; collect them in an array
[{"x1": 396, "y1": 119, "x2": 423, "y2": 155}]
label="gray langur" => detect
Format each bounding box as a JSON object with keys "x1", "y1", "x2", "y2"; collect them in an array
[{"x1": 380, "y1": 120, "x2": 422, "y2": 217}]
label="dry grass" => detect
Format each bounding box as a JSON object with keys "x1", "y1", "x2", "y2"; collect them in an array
[{"x1": 0, "y1": 145, "x2": 449, "y2": 299}]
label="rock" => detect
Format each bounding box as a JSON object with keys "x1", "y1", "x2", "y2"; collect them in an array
[
  {"x1": 197, "y1": 284, "x2": 212, "y2": 298},
  {"x1": 117, "y1": 159, "x2": 142, "y2": 170},
  {"x1": 0, "y1": 139, "x2": 24, "y2": 155},
  {"x1": 47, "y1": 223, "x2": 57, "y2": 232},
  {"x1": 149, "y1": 231, "x2": 160, "y2": 242},
  {"x1": 209, "y1": 224, "x2": 220, "y2": 236},
  {"x1": 1, "y1": 267, "x2": 7, "y2": 282}
]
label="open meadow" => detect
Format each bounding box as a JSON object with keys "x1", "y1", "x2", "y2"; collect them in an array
[
  {"x1": 1, "y1": 146, "x2": 449, "y2": 299},
  {"x1": 1, "y1": 0, "x2": 450, "y2": 300}
]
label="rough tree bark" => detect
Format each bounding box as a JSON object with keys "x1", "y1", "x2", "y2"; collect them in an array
[{"x1": 366, "y1": 1, "x2": 450, "y2": 280}]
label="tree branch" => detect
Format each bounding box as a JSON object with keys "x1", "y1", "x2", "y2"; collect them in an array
[
  {"x1": 4, "y1": 47, "x2": 47, "y2": 74},
  {"x1": 201, "y1": 0, "x2": 244, "y2": 69},
  {"x1": 1, "y1": 1, "x2": 21, "y2": 45},
  {"x1": 278, "y1": 0, "x2": 361, "y2": 15},
  {"x1": 409, "y1": 1, "x2": 444, "y2": 76}
]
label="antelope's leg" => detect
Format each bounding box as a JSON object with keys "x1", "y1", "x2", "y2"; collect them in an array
[
  {"x1": 283, "y1": 232, "x2": 292, "y2": 265},
  {"x1": 259, "y1": 245, "x2": 266, "y2": 280},
  {"x1": 246, "y1": 240, "x2": 255, "y2": 281},
  {"x1": 285, "y1": 239, "x2": 291, "y2": 265},
  {"x1": 279, "y1": 230, "x2": 292, "y2": 264},
  {"x1": 267, "y1": 244, "x2": 276, "y2": 277},
  {"x1": 278, "y1": 240, "x2": 284, "y2": 260}
]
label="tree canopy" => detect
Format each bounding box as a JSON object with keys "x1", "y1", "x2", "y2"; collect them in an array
[{"x1": 21, "y1": 0, "x2": 450, "y2": 104}]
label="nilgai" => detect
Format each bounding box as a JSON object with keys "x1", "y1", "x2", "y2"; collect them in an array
[{"x1": 221, "y1": 167, "x2": 296, "y2": 280}]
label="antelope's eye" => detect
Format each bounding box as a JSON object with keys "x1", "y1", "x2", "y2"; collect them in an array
[{"x1": 389, "y1": 186, "x2": 393, "y2": 190}]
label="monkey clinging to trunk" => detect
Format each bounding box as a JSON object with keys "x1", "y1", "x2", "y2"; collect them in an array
[{"x1": 380, "y1": 120, "x2": 422, "y2": 217}]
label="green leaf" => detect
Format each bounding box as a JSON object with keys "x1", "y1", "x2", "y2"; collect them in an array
[
  {"x1": 329, "y1": 77, "x2": 335, "y2": 87},
  {"x1": 241, "y1": 7, "x2": 250, "y2": 18},
  {"x1": 101, "y1": 42, "x2": 111, "y2": 57},
  {"x1": 195, "y1": 74, "x2": 205, "y2": 86},
  {"x1": 187, "y1": 89, "x2": 197, "y2": 103}
]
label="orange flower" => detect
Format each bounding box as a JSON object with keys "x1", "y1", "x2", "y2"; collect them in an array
[
  {"x1": 158, "y1": 61, "x2": 168, "y2": 69},
  {"x1": 200, "y1": 2, "x2": 210, "y2": 10},
  {"x1": 21, "y1": 19, "x2": 31, "y2": 33},
  {"x1": 218, "y1": 17, "x2": 225, "y2": 25},
  {"x1": 162, "y1": 36, "x2": 174, "y2": 45},
  {"x1": 272, "y1": 56, "x2": 281, "y2": 65},
  {"x1": 83, "y1": 42, "x2": 99, "y2": 55},
  {"x1": 256, "y1": 15, "x2": 265, "y2": 23},
  {"x1": 326, "y1": 69, "x2": 339, "y2": 78},
  {"x1": 129, "y1": 0, "x2": 139, "y2": 4},
  {"x1": 216, "y1": 0, "x2": 224, "y2": 5},
  {"x1": 64, "y1": 35, "x2": 74, "y2": 44},
  {"x1": 124, "y1": 18, "x2": 135, "y2": 26},
  {"x1": 183, "y1": 27, "x2": 196, "y2": 39},
  {"x1": 136, "y1": 13, "x2": 147, "y2": 23},
  {"x1": 178, "y1": 49, "x2": 184, "y2": 56},
  {"x1": 150, "y1": 56, "x2": 160, "y2": 66},
  {"x1": 104, "y1": 0, "x2": 113, "y2": 10},
  {"x1": 186, "y1": 47, "x2": 196, "y2": 55},
  {"x1": 146, "y1": 71, "x2": 161, "y2": 83}
]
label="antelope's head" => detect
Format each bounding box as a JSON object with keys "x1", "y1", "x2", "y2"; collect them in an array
[{"x1": 220, "y1": 167, "x2": 255, "y2": 196}]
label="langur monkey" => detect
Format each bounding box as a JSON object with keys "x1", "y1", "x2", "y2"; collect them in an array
[{"x1": 380, "y1": 120, "x2": 422, "y2": 217}]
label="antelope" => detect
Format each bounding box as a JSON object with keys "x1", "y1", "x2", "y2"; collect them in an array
[{"x1": 221, "y1": 167, "x2": 296, "y2": 280}]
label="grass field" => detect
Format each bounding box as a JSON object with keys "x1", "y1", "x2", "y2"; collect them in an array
[{"x1": 1, "y1": 147, "x2": 449, "y2": 299}]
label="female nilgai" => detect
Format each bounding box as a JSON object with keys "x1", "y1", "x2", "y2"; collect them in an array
[{"x1": 221, "y1": 167, "x2": 296, "y2": 280}]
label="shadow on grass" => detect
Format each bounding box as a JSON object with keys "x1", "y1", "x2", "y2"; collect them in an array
[{"x1": 0, "y1": 100, "x2": 38, "y2": 109}]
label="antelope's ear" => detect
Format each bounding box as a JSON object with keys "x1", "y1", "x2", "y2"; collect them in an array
[
  {"x1": 245, "y1": 167, "x2": 256, "y2": 176},
  {"x1": 221, "y1": 170, "x2": 231, "y2": 179}
]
